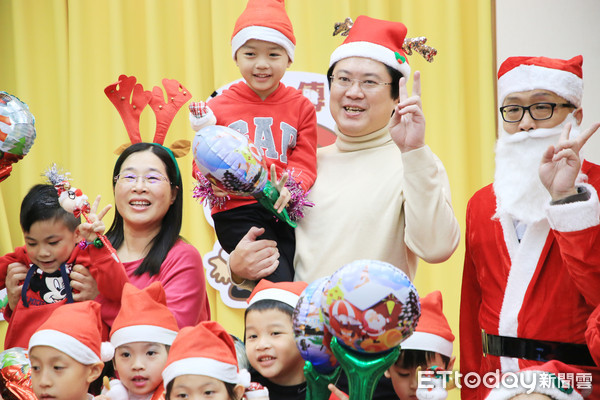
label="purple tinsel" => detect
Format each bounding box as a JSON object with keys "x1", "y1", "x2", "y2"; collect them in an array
[
  {"x1": 192, "y1": 173, "x2": 229, "y2": 209},
  {"x1": 284, "y1": 170, "x2": 314, "y2": 221}
]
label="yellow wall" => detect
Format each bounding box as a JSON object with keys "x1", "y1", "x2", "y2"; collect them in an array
[{"x1": 1, "y1": 2, "x2": 497, "y2": 395}]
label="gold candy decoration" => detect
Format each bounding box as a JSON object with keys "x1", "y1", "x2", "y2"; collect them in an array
[{"x1": 332, "y1": 17, "x2": 353, "y2": 36}]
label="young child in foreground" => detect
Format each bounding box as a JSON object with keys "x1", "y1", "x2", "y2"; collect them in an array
[
  {"x1": 0, "y1": 184, "x2": 128, "y2": 348},
  {"x1": 28, "y1": 301, "x2": 112, "y2": 400},
  {"x1": 190, "y1": 0, "x2": 318, "y2": 285},
  {"x1": 329, "y1": 290, "x2": 456, "y2": 400},
  {"x1": 97, "y1": 282, "x2": 179, "y2": 400},
  {"x1": 244, "y1": 280, "x2": 308, "y2": 399},
  {"x1": 162, "y1": 321, "x2": 251, "y2": 400}
]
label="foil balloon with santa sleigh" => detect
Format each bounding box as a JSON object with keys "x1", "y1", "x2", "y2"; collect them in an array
[
  {"x1": 320, "y1": 259, "x2": 421, "y2": 400},
  {"x1": 0, "y1": 92, "x2": 36, "y2": 182},
  {"x1": 192, "y1": 124, "x2": 296, "y2": 227}
]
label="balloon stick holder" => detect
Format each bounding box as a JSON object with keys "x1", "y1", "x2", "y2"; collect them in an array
[
  {"x1": 304, "y1": 361, "x2": 341, "y2": 400},
  {"x1": 254, "y1": 180, "x2": 297, "y2": 228},
  {"x1": 330, "y1": 337, "x2": 400, "y2": 400}
]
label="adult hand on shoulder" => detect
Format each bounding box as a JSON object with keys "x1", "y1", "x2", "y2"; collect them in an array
[
  {"x1": 540, "y1": 121, "x2": 600, "y2": 200},
  {"x1": 389, "y1": 70, "x2": 426, "y2": 152},
  {"x1": 6, "y1": 263, "x2": 27, "y2": 311},
  {"x1": 70, "y1": 264, "x2": 100, "y2": 301},
  {"x1": 229, "y1": 227, "x2": 279, "y2": 282}
]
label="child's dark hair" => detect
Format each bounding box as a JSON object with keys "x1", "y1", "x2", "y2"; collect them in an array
[
  {"x1": 20, "y1": 184, "x2": 80, "y2": 233},
  {"x1": 244, "y1": 299, "x2": 295, "y2": 320},
  {"x1": 396, "y1": 349, "x2": 451, "y2": 370},
  {"x1": 165, "y1": 378, "x2": 242, "y2": 400}
]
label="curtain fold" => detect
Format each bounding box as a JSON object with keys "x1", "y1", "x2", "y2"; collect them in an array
[{"x1": 1, "y1": 1, "x2": 496, "y2": 378}]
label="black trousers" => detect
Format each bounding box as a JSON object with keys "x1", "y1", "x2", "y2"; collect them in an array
[{"x1": 213, "y1": 202, "x2": 296, "y2": 282}]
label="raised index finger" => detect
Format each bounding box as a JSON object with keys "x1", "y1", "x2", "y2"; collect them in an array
[
  {"x1": 90, "y1": 195, "x2": 101, "y2": 214},
  {"x1": 399, "y1": 76, "x2": 408, "y2": 103},
  {"x1": 412, "y1": 70, "x2": 421, "y2": 98}
]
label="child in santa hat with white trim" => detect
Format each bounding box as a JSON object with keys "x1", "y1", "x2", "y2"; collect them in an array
[
  {"x1": 162, "y1": 321, "x2": 251, "y2": 400},
  {"x1": 485, "y1": 360, "x2": 590, "y2": 400},
  {"x1": 328, "y1": 290, "x2": 456, "y2": 400},
  {"x1": 28, "y1": 300, "x2": 113, "y2": 400},
  {"x1": 97, "y1": 282, "x2": 179, "y2": 400},
  {"x1": 189, "y1": 0, "x2": 318, "y2": 287},
  {"x1": 244, "y1": 280, "x2": 308, "y2": 400}
]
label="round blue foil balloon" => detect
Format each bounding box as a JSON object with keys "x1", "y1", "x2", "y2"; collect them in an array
[
  {"x1": 321, "y1": 259, "x2": 420, "y2": 353},
  {"x1": 293, "y1": 276, "x2": 339, "y2": 374},
  {"x1": 192, "y1": 125, "x2": 268, "y2": 196},
  {"x1": 0, "y1": 92, "x2": 36, "y2": 156}
]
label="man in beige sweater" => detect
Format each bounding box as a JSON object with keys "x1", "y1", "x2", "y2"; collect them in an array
[{"x1": 229, "y1": 15, "x2": 460, "y2": 287}]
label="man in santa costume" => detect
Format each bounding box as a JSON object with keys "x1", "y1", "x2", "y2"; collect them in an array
[{"x1": 460, "y1": 55, "x2": 600, "y2": 399}]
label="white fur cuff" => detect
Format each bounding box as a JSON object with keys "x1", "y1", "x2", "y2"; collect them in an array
[{"x1": 546, "y1": 184, "x2": 600, "y2": 232}]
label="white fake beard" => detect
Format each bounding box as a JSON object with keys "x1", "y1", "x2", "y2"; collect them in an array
[{"x1": 493, "y1": 113, "x2": 580, "y2": 224}]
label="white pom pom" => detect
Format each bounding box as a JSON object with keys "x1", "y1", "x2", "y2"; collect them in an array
[
  {"x1": 238, "y1": 368, "x2": 251, "y2": 388},
  {"x1": 100, "y1": 341, "x2": 115, "y2": 362},
  {"x1": 189, "y1": 108, "x2": 217, "y2": 132},
  {"x1": 101, "y1": 379, "x2": 129, "y2": 400}
]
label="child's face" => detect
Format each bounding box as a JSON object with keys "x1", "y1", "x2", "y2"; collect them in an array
[
  {"x1": 385, "y1": 352, "x2": 449, "y2": 400},
  {"x1": 169, "y1": 374, "x2": 244, "y2": 400},
  {"x1": 113, "y1": 342, "x2": 168, "y2": 396},
  {"x1": 245, "y1": 309, "x2": 305, "y2": 386},
  {"x1": 24, "y1": 219, "x2": 81, "y2": 274},
  {"x1": 235, "y1": 39, "x2": 292, "y2": 100},
  {"x1": 29, "y1": 345, "x2": 102, "y2": 400}
]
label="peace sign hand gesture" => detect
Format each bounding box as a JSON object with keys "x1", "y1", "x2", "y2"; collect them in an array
[
  {"x1": 539, "y1": 121, "x2": 600, "y2": 201},
  {"x1": 389, "y1": 70, "x2": 426, "y2": 152}
]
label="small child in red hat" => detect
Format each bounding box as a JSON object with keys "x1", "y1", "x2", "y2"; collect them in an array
[
  {"x1": 189, "y1": 0, "x2": 318, "y2": 286},
  {"x1": 244, "y1": 280, "x2": 308, "y2": 400},
  {"x1": 162, "y1": 321, "x2": 250, "y2": 400},
  {"x1": 98, "y1": 282, "x2": 179, "y2": 400},
  {"x1": 28, "y1": 301, "x2": 113, "y2": 400}
]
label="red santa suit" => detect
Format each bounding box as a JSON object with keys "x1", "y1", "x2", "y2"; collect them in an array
[
  {"x1": 460, "y1": 161, "x2": 600, "y2": 399},
  {"x1": 586, "y1": 303, "x2": 600, "y2": 367}
]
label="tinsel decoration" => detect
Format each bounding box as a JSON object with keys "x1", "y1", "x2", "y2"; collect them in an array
[
  {"x1": 332, "y1": 17, "x2": 353, "y2": 36},
  {"x1": 284, "y1": 170, "x2": 314, "y2": 221},
  {"x1": 403, "y1": 37, "x2": 437, "y2": 62},
  {"x1": 192, "y1": 172, "x2": 229, "y2": 209}
]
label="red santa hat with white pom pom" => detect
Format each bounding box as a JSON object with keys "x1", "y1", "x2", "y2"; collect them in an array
[{"x1": 28, "y1": 301, "x2": 114, "y2": 364}]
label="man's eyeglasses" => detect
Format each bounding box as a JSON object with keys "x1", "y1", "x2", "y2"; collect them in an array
[
  {"x1": 499, "y1": 102, "x2": 576, "y2": 123},
  {"x1": 329, "y1": 75, "x2": 392, "y2": 91},
  {"x1": 114, "y1": 172, "x2": 170, "y2": 185}
]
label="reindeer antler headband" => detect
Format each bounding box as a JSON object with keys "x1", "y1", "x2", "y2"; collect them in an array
[{"x1": 105, "y1": 75, "x2": 192, "y2": 157}]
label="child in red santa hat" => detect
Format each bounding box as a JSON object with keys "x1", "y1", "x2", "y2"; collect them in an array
[
  {"x1": 244, "y1": 280, "x2": 308, "y2": 400},
  {"x1": 485, "y1": 360, "x2": 590, "y2": 400},
  {"x1": 98, "y1": 282, "x2": 179, "y2": 400},
  {"x1": 189, "y1": 0, "x2": 317, "y2": 286},
  {"x1": 28, "y1": 301, "x2": 113, "y2": 400},
  {"x1": 162, "y1": 321, "x2": 251, "y2": 400}
]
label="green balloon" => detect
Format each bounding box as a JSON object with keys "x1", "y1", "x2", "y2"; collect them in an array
[
  {"x1": 304, "y1": 361, "x2": 342, "y2": 400},
  {"x1": 330, "y1": 337, "x2": 400, "y2": 400}
]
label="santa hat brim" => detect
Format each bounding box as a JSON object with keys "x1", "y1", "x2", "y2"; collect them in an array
[
  {"x1": 111, "y1": 325, "x2": 178, "y2": 348},
  {"x1": 232, "y1": 26, "x2": 295, "y2": 61},
  {"x1": 248, "y1": 287, "x2": 300, "y2": 308},
  {"x1": 162, "y1": 357, "x2": 249, "y2": 388},
  {"x1": 498, "y1": 64, "x2": 583, "y2": 108},
  {"x1": 329, "y1": 41, "x2": 411, "y2": 77},
  {"x1": 29, "y1": 329, "x2": 101, "y2": 365},
  {"x1": 400, "y1": 331, "x2": 453, "y2": 358}
]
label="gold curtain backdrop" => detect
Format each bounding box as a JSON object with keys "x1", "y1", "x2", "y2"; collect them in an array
[{"x1": 0, "y1": 0, "x2": 496, "y2": 383}]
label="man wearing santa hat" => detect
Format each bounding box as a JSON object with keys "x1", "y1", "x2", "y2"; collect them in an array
[{"x1": 460, "y1": 55, "x2": 600, "y2": 400}]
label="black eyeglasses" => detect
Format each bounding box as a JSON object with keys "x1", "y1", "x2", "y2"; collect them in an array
[{"x1": 499, "y1": 102, "x2": 576, "y2": 123}]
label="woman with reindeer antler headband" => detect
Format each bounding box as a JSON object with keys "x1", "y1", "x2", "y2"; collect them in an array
[{"x1": 74, "y1": 75, "x2": 210, "y2": 329}]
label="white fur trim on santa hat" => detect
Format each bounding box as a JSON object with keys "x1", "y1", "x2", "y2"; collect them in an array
[
  {"x1": 486, "y1": 369, "x2": 583, "y2": 400},
  {"x1": 231, "y1": 26, "x2": 295, "y2": 61},
  {"x1": 110, "y1": 325, "x2": 178, "y2": 348},
  {"x1": 249, "y1": 287, "x2": 300, "y2": 308},
  {"x1": 162, "y1": 358, "x2": 248, "y2": 388},
  {"x1": 498, "y1": 64, "x2": 583, "y2": 108},
  {"x1": 545, "y1": 183, "x2": 600, "y2": 232},
  {"x1": 329, "y1": 41, "x2": 411, "y2": 77},
  {"x1": 400, "y1": 332, "x2": 453, "y2": 358},
  {"x1": 29, "y1": 330, "x2": 101, "y2": 365}
]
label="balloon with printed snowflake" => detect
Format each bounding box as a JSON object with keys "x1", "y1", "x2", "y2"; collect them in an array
[
  {"x1": 321, "y1": 259, "x2": 420, "y2": 353},
  {"x1": 293, "y1": 276, "x2": 339, "y2": 374}
]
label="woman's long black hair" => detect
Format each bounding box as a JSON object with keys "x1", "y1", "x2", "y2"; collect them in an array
[{"x1": 106, "y1": 142, "x2": 183, "y2": 276}]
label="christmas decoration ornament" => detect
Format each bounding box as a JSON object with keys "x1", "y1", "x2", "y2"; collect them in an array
[{"x1": 0, "y1": 92, "x2": 36, "y2": 182}]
